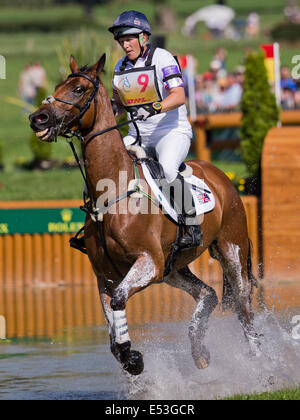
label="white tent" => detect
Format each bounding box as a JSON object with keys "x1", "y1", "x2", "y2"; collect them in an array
[{"x1": 182, "y1": 5, "x2": 235, "y2": 36}]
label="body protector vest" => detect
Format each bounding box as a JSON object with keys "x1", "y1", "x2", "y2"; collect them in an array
[{"x1": 113, "y1": 46, "x2": 182, "y2": 110}]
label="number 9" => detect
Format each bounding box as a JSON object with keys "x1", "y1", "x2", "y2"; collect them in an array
[{"x1": 137, "y1": 74, "x2": 149, "y2": 93}]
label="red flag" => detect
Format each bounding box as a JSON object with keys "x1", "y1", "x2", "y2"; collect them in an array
[
  {"x1": 260, "y1": 44, "x2": 275, "y2": 82},
  {"x1": 260, "y1": 44, "x2": 274, "y2": 59}
]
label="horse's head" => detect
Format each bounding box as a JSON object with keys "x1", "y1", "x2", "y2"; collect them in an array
[{"x1": 29, "y1": 54, "x2": 106, "y2": 142}]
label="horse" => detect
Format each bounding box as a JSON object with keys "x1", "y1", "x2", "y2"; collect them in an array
[{"x1": 29, "y1": 54, "x2": 261, "y2": 376}]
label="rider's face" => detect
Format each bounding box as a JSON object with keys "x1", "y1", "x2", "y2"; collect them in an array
[{"x1": 118, "y1": 35, "x2": 142, "y2": 61}]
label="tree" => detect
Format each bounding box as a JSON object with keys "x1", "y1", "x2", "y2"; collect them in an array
[{"x1": 240, "y1": 51, "x2": 279, "y2": 188}]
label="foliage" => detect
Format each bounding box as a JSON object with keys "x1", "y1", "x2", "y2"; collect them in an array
[
  {"x1": 29, "y1": 87, "x2": 52, "y2": 162},
  {"x1": 0, "y1": 141, "x2": 4, "y2": 167},
  {"x1": 240, "y1": 51, "x2": 279, "y2": 177},
  {"x1": 225, "y1": 386, "x2": 300, "y2": 400},
  {"x1": 225, "y1": 171, "x2": 246, "y2": 195},
  {"x1": 0, "y1": 17, "x2": 100, "y2": 33},
  {"x1": 271, "y1": 22, "x2": 300, "y2": 42},
  {"x1": 56, "y1": 28, "x2": 128, "y2": 136},
  {"x1": 56, "y1": 29, "x2": 122, "y2": 94}
]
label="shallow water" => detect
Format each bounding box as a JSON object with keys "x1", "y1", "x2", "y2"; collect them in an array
[{"x1": 0, "y1": 307, "x2": 300, "y2": 400}]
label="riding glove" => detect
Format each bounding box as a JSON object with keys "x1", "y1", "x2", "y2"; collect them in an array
[{"x1": 134, "y1": 102, "x2": 162, "y2": 121}]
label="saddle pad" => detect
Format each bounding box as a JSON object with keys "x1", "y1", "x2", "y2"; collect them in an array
[{"x1": 141, "y1": 162, "x2": 215, "y2": 223}]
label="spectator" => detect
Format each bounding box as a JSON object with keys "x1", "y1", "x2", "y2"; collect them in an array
[
  {"x1": 30, "y1": 61, "x2": 47, "y2": 95},
  {"x1": 209, "y1": 59, "x2": 223, "y2": 81},
  {"x1": 281, "y1": 87, "x2": 295, "y2": 110},
  {"x1": 196, "y1": 72, "x2": 218, "y2": 112},
  {"x1": 19, "y1": 64, "x2": 37, "y2": 113},
  {"x1": 280, "y1": 66, "x2": 297, "y2": 91},
  {"x1": 214, "y1": 73, "x2": 243, "y2": 111},
  {"x1": 234, "y1": 65, "x2": 245, "y2": 86},
  {"x1": 245, "y1": 12, "x2": 260, "y2": 37},
  {"x1": 19, "y1": 62, "x2": 47, "y2": 114},
  {"x1": 214, "y1": 47, "x2": 227, "y2": 70}
]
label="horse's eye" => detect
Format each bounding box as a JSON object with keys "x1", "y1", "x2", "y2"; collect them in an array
[{"x1": 73, "y1": 86, "x2": 85, "y2": 95}]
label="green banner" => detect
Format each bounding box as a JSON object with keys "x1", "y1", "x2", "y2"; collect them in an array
[{"x1": 0, "y1": 207, "x2": 85, "y2": 235}]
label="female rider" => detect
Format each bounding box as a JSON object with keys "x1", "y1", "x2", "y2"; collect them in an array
[{"x1": 109, "y1": 11, "x2": 202, "y2": 248}]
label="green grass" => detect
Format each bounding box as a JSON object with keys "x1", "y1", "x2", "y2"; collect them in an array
[
  {"x1": 0, "y1": 169, "x2": 82, "y2": 201},
  {"x1": 225, "y1": 386, "x2": 300, "y2": 400},
  {"x1": 0, "y1": 0, "x2": 296, "y2": 200}
]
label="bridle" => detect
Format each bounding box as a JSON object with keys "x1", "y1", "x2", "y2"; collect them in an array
[{"x1": 42, "y1": 72, "x2": 100, "y2": 140}]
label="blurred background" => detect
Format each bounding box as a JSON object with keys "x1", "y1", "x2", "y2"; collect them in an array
[{"x1": 0, "y1": 0, "x2": 300, "y2": 200}]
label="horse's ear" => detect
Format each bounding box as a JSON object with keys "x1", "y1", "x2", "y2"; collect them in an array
[
  {"x1": 70, "y1": 55, "x2": 79, "y2": 74},
  {"x1": 95, "y1": 54, "x2": 106, "y2": 75}
]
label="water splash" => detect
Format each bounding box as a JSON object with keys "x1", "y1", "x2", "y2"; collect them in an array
[{"x1": 125, "y1": 309, "x2": 300, "y2": 400}]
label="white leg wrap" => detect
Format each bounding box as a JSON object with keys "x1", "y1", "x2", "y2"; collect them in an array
[{"x1": 113, "y1": 310, "x2": 130, "y2": 344}]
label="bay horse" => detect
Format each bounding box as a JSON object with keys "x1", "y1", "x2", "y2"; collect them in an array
[{"x1": 29, "y1": 54, "x2": 261, "y2": 376}]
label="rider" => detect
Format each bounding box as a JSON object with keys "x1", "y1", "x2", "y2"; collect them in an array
[{"x1": 109, "y1": 10, "x2": 202, "y2": 248}]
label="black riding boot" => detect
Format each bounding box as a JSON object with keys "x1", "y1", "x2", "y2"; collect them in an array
[
  {"x1": 69, "y1": 236, "x2": 87, "y2": 254},
  {"x1": 178, "y1": 215, "x2": 203, "y2": 248},
  {"x1": 160, "y1": 174, "x2": 203, "y2": 248},
  {"x1": 178, "y1": 180, "x2": 203, "y2": 248}
]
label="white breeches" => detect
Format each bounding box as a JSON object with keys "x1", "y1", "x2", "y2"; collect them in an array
[
  {"x1": 155, "y1": 132, "x2": 191, "y2": 183},
  {"x1": 124, "y1": 132, "x2": 191, "y2": 183}
]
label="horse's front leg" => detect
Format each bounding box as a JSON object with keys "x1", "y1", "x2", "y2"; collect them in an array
[
  {"x1": 97, "y1": 283, "x2": 123, "y2": 364},
  {"x1": 110, "y1": 252, "x2": 161, "y2": 375}
]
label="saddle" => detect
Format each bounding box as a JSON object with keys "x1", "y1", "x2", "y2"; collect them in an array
[
  {"x1": 127, "y1": 146, "x2": 214, "y2": 224},
  {"x1": 143, "y1": 157, "x2": 192, "y2": 182}
]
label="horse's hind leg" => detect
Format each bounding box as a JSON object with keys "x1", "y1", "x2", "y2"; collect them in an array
[
  {"x1": 165, "y1": 267, "x2": 218, "y2": 369},
  {"x1": 209, "y1": 238, "x2": 261, "y2": 356}
]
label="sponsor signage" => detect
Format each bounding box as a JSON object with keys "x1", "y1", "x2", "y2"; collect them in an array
[{"x1": 0, "y1": 207, "x2": 85, "y2": 235}]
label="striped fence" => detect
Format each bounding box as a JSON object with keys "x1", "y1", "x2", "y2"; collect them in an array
[
  {"x1": 0, "y1": 196, "x2": 259, "y2": 338},
  {"x1": 0, "y1": 196, "x2": 259, "y2": 287}
]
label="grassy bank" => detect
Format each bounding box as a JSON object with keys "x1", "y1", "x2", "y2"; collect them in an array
[{"x1": 225, "y1": 386, "x2": 300, "y2": 400}]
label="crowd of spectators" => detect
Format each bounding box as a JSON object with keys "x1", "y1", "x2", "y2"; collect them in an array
[
  {"x1": 182, "y1": 48, "x2": 244, "y2": 114},
  {"x1": 181, "y1": 48, "x2": 300, "y2": 114},
  {"x1": 280, "y1": 65, "x2": 300, "y2": 110}
]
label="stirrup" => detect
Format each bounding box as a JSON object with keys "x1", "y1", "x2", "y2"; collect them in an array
[
  {"x1": 178, "y1": 224, "x2": 203, "y2": 248},
  {"x1": 69, "y1": 236, "x2": 87, "y2": 254}
]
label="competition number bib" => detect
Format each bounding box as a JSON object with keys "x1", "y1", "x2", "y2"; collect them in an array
[{"x1": 114, "y1": 67, "x2": 161, "y2": 107}]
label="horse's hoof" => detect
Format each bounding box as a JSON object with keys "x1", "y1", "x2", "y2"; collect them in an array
[
  {"x1": 193, "y1": 345, "x2": 210, "y2": 370},
  {"x1": 122, "y1": 350, "x2": 144, "y2": 376},
  {"x1": 195, "y1": 356, "x2": 210, "y2": 370}
]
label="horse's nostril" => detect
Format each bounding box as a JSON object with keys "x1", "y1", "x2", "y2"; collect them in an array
[{"x1": 36, "y1": 113, "x2": 49, "y2": 124}]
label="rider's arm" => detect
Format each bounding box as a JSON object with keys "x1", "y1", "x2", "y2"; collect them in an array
[{"x1": 160, "y1": 86, "x2": 186, "y2": 113}]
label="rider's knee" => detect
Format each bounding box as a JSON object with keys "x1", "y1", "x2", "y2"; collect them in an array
[{"x1": 162, "y1": 165, "x2": 178, "y2": 183}]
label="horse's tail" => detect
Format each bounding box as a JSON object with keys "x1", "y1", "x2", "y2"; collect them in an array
[{"x1": 222, "y1": 238, "x2": 258, "y2": 310}]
